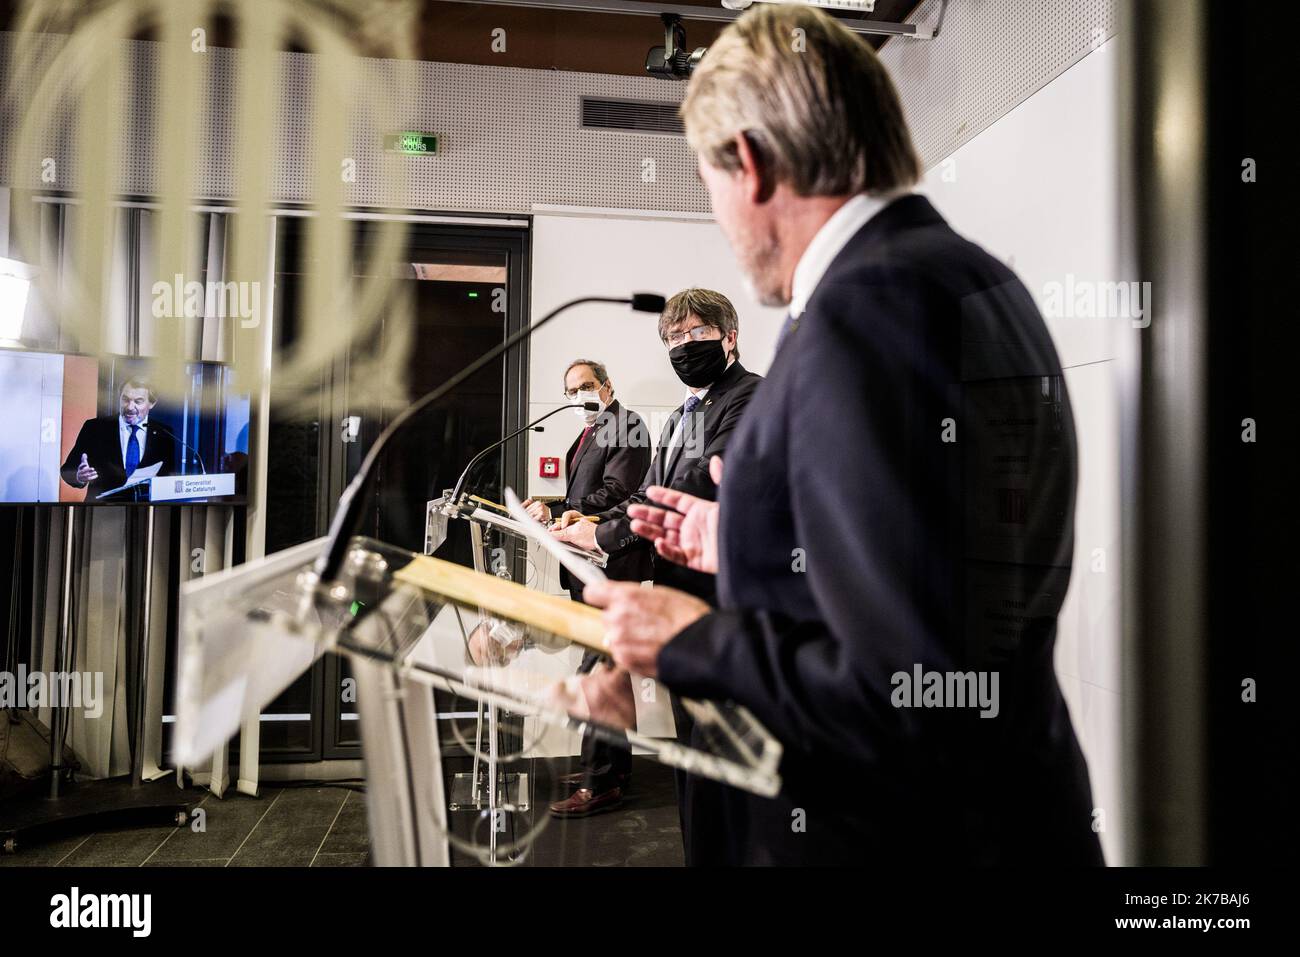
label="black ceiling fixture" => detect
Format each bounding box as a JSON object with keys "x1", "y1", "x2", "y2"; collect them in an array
[{"x1": 645, "y1": 12, "x2": 707, "y2": 80}]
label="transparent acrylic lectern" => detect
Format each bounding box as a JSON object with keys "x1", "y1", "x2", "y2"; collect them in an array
[
  {"x1": 424, "y1": 490, "x2": 622, "y2": 825},
  {"x1": 424, "y1": 491, "x2": 605, "y2": 826},
  {"x1": 174, "y1": 534, "x2": 782, "y2": 866}
]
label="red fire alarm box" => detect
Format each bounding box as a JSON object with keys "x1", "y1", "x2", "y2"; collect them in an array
[{"x1": 539, "y1": 456, "x2": 560, "y2": 478}]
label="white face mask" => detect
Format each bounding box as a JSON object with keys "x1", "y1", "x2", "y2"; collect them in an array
[{"x1": 573, "y1": 390, "x2": 603, "y2": 424}]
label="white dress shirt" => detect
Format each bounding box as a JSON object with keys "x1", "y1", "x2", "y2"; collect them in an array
[
  {"x1": 119, "y1": 415, "x2": 148, "y2": 467},
  {"x1": 788, "y1": 191, "x2": 909, "y2": 320}
]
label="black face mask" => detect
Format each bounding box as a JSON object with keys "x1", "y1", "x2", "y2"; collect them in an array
[{"x1": 669, "y1": 338, "x2": 728, "y2": 388}]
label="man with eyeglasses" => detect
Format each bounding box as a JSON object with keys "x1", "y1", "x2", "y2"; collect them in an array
[
  {"x1": 520, "y1": 359, "x2": 653, "y2": 818},
  {"x1": 522, "y1": 359, "x2": 651, "y2": 586},
  {"x1": 551, "y1": 287, "x2": 761, "y2": 853}
]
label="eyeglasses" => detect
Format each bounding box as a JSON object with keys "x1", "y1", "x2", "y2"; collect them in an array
[
  {"x1": 664, "y1": 324, "x2": 720, "y2": 348},
  {"x1": 562, "y1": 380, "x2": 603, "y2": 399}
]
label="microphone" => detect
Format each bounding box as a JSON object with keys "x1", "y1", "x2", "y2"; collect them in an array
[
  {"x1": 313, "y1": 293, "x2": 664, "y2": 585},
  {"x1": 449, "y1": 401, "x2": 599, "y2": 508},
  {"x1": 151, "y1": 422, "x2": 207, "y2": 474}
]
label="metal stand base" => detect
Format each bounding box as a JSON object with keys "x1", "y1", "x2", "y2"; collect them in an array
[
  {"x1": 448, "y1": 771, "x2": 530, "y2": 812},
  {"x1": 0, "y1": 774, "x2": 192, "y2": 855}
]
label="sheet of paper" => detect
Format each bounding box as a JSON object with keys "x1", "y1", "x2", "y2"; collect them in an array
[
  {"x1": 504, "y1": 487, "x2": 607, "y2": 587},
  {"x1": 94, "y1": 461, "x2": 164, "y2": 499},
  {"x1": 126, "y1": 461, "x2": 163, "y2": 485}
]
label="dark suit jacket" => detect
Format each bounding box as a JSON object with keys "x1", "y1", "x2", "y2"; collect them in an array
[
  {"x1": 548, "y1": 399, "x2": 654, "y2": 590},
  {"x1": 595, "y1": 360, "x2": 762, "y2": 603},
  {"x1": 59, "y1": 415, "x2": 177, "y2": 502},
  {"x1": 658, "y1": 195, "x2": 1103, "y2": 866}
]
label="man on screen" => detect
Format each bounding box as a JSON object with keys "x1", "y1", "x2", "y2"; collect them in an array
[{"x1": 60, "y1": 377, "x2": 177, "y2": 502}]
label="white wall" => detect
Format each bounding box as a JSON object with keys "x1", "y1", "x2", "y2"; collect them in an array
[
  {"x1": 920, "y1": 39, "x2": 1126, "y2": 863},
  {"x1": 525, "y1": 208, "x2": 786, "y2": 500}
]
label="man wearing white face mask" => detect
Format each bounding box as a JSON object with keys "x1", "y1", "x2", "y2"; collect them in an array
[
  {"x1": 523, "y1": 360, "x2": 652, "y2": 577},
  {"x1": 522, "y1": 359, "x2": 653, "y2": 816}
]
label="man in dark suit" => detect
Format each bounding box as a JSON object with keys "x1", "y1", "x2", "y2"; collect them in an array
[
  {"x1": 524, "y1": 359, "x2": 653, "y2": 596},
  {"x1": 521, "y1": 359, "x2": 652, "y2": 817},
  {"x1": 585, "y1": 6, "x2": 1103, "y2": 866},
  {"x1": 60, "y1": 377, "x2": 177, "y2": 502},
  {"x1": 554, "y1": 290, "x2": 761, "y2": 604},
  {"x1": 554, "y1": 288, "x2": 762, "y2": 852}
]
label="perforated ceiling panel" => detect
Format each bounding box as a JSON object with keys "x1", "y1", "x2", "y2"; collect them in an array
[
  {"x1": 0, "y1": 30, "x2": 704, "y2": 214},
  {"x1": 0, "y1": 31, "x2": 80, "y2": 192},
  {"x1": 879, "y1": 0, "x2": 1117, "y2": 168},
  {"x1": 4, "y1": 3, "x2": 1116, "y2": 210}
]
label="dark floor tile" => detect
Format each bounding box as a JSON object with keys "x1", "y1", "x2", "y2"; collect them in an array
[
  {"x1": 317, "y1": 791, "x2": 367, "y2": 855},
  {"x1": 311, "y1": 852, "x2": 369, "y2": 867},
  {"x1": 0, "y1": 834, "x2": 90, "y2": 866},
  {"x1": 57, "y1": 826, "x2": 178, "y2": 866},
  {"x1": 258, "y1": 787, "x2": 347, "y2": 827},
  {"x1": 2, "y1": 756, "x2": 682, "y2": 868},
  {"x1": 521, "y1": 757, "x2": 684, "y2": 867},
  {"x1": 146, "y1": 796, "x2": 271, "y2": 862},
  {"x1": 143, "y1": 857, "x2": 230, "y2": 867},
  {"x1": 228, "y1": 822, "x2": 329, "y2": 867}
]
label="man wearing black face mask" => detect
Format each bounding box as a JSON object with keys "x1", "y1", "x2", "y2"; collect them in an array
[
  {"x1": 553, "y1": 287, "x2": 761, "y2": 861},
  {"x1": 553, "y1": 288, "x2": 761, "y2": 603}
]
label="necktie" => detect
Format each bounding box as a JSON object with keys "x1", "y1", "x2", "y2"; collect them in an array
[
  {"x1": 673, "y1": 395, "x2": 702, "y2": 452},
  {"x1": 125, "y1": 424, "x2": 141, "y2": 475},
  {"x1": 570, "y1": 425, "x2": 593, "y2": 469},
  {"x1": 774, "y1": 311, "x2": 798, "y2": 352}
]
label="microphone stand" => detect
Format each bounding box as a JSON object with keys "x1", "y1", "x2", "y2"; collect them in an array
[
  {"x1": 153, "y1": 422, "x2": 207, "y2": 474},
  {"x1": 312, "y1": 293, "x2": 665, "y2": 586},
  {"x1": 448, "y1": 401, "x2": 598, "y2": 508}
]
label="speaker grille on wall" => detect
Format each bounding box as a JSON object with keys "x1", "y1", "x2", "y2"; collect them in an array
[{"x1": 580, "y1": 97, "x2": 684, "y2": 135}]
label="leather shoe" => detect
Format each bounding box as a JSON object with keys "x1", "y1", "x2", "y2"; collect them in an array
[{"x1": 548, "y1": 787, "x2": 623, "y2": 818}]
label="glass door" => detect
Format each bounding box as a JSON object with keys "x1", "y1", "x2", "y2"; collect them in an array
[{"x1": 264, "y1": 215, "x2": 530, "y2": 762}]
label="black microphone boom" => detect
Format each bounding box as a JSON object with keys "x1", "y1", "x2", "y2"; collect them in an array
[
  {"x1": 152, "y1": 422, "x2": 207, "y2": 474},
  {"x1": 313, "y1": 293, "x2": 664, "y2": 584},
  {"x1": 449, "y1": 402, "x2": 597, "y2": 507}
]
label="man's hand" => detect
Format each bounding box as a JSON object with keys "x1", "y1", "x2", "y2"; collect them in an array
[
  {"x1": 75, "y1": 453, "x2": 98, "y2": 487},
  {"x1": 627, "y1": 455, "x2": 723, "y2": 574},
  {"x1": 553, "y1": 516, "x2": 597, "y2": 551},
  {"x1": 546, "y1": 664, "x2": 636, "y2": 729},
  {"x1": 521, "y1": 497, "x2": 549, "y2": 523},
  {"x1": 583, "y1": 581, "x2": 711, "y2": 678},
  {"x1": 552, "y1": 509, "x2": 584, "y2": 530}
]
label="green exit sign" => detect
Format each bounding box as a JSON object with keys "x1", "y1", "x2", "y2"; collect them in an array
[{"x1": 383, "y1": 132, "x2": 438, "y2": 155}]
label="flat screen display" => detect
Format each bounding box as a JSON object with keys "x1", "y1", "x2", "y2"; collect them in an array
[{"x1": 0, "y1": 349, "x2": 250, "y2": 505}]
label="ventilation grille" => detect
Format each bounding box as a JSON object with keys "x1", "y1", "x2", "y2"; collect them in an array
[{"x1": 581, "y1": 97, "x2": 684, "y2": 135}]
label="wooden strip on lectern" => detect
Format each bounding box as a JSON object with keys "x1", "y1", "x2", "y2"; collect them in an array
[{"x1": 394, "y1": 554, "x2": 607, "y2": 653}]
